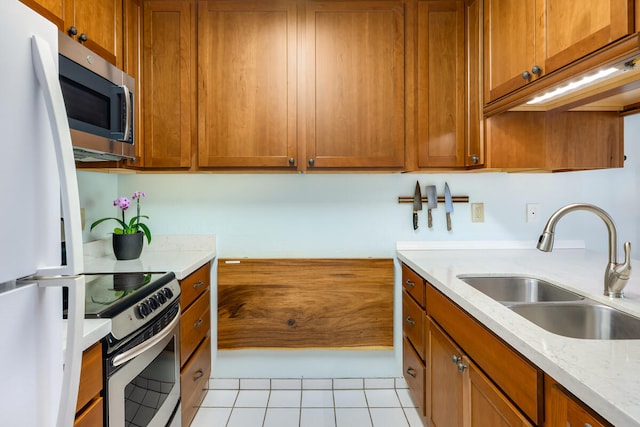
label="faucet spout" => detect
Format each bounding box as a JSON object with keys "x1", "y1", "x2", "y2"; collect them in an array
[{"x1": 536, "y1": 203, "x2": 632, "y2": 298}]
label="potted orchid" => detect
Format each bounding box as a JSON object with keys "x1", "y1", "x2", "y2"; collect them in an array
[{"x1": 90, "y1": 191, "x2": 151, "y2": 260}]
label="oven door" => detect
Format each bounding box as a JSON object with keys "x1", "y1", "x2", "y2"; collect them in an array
[{"x1": 107, "y1": 308, "x2": 181, "y2": 427}]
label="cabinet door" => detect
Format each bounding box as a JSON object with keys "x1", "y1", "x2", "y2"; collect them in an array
[
  {"x1": 124, "y1": 0, "x2": 144, "y2": 167},
  {"x1": 143, "y1": 0, "x2": 195, "y2": 168},
  {"x1": 64, "y1": 0, "x2": 123, "y2": 66},
  {"x1": 546, "y1": 378, "x2": 612, "y2": 427},
  {"x1": 429, "y1": 320, "x2": 464, "y2": 427},
  {"x1": 417, "y1": 1, "x2": 465, "y2": 168},
  {"x1": 465, "y1": 0, "x2": 483, "y2": 167},
  {"x1": 197, "y1": 0, "x2": 298, "y2": 168},
  {"x1": 303, "y1": 0, "x2": 406, "y2": 169},
  {"x1": 466, "y1": 357, "x2": 533, "y2": 427},
  {"x1": 483, "y1": 0, "x2": 537, "y2": 103},
  {"x1": 540, "y1": 0, "x2": 632, "y2": 75}
]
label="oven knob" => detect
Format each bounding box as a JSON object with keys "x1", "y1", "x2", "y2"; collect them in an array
[
  {"x1": 156, "y1": 292, "x2": 167, "y2": 304},
  {"x1": 137, "y1": 301, "x2": 151, "y2": 318},
  {"x1": 162, "y1": 288, "x2": 174, "y2": 299},
  {"x1": 148, "y1": 296, "x2": 160, "y2": 310}
]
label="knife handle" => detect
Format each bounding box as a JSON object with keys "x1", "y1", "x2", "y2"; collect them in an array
[
  {"x1": 428, "y1": 209, "x2": 433, "y2": 228},
  {"x1": 413, "y1": 211, "x2": 418, "y2": 230},
  {"x1": 446, "y1": 213, "x2": 452, "y2": 231}
]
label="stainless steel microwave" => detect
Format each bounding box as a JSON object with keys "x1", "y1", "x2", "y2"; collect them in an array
[{"x1": 58, "y1": 33, "x2": 135, "y2": 161}]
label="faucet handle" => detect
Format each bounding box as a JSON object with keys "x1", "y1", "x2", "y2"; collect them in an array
[
  {"x1": 617, "y1": 241, "x2": 632, "y2": 279},
  {"x1": 607, "y1": 241, "x2": 631, "y2": 298}
]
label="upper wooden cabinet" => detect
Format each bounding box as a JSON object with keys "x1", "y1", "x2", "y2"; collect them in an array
[
  {"x1": 123, "y1": 0, "x2": 144, "y2": 168},
  {"x1": 416, "y1": 1, "x2": 465, "y2": 168},
  {"x1": 197, "y1": 0, "x2": 298, "y2": 169},
  {"x1": 303, "y1": 0, "x2": 406, "y2": 170},
  {"x1": 484, "y1": 0, "x2": 634, "y2": 105},
  {"x1": 412, "y1": 0, "x2": 483, "y2": 170},
  {"x1": 142, "y1": 0, "x2": 195, "y2": 168},
  {"x1": 21, "y1": 0, "x2": 122, "y2": 66}
]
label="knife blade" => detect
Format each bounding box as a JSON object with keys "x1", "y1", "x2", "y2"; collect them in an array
[
  {"x1": 413, "y1": 181, "x2": 422, "y2": 230},
  {"x1": 426, "y1": 185, "x2": 437, "y2": 228},
  {"x1": 444, "y1": 182, "x2": 453, "y2": 231}
]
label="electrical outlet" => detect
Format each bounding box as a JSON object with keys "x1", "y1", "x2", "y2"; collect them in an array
[
  {"x1": 526, "y1": 203, "x2": 540, "y2": 223},
  {"x1": 471, "y1": 203, "x2": 484, "y2": 222}
]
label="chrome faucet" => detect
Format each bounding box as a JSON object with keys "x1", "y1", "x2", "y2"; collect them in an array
[{"x1": 537, "y1": 203, "x2": 631, "y2": 298}]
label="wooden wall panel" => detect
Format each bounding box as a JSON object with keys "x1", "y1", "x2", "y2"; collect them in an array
[{"x1": 218, "y1": 258, "x2": 394, "y2": 349}]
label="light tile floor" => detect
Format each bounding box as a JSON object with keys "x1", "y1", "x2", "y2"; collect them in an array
[{"x1": 190, "y1": 378, "x2": 424, "y2": 427}]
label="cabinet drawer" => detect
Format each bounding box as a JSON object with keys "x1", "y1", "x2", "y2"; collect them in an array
[
  {"x1": 426, "y1": 284, "x2": 543, "y2": 425},
  {"x1": 402, "y1": 264, "x2": 425, "y2": 308},
  {"x1": 180, "y1": 262, "x2": 211, "y2": 311},
  {"x1": 181, "y1": 288, "x2": 211, "y2": 366},
  {"x1": 402, "y1": 290, "x2": 425, "y2": 360},
  {"x1": 181, "y1": 335, "x2": 212, "y2": 427},
  {"x1": 76, "y1": 342, "x2": 102, "y2": 413},
  {"x1": 402, "y1": 336, "x2": 425, "y2": 417},
  {"x1": 74, "y1": 396, "x2": 103, "y2": 427}
]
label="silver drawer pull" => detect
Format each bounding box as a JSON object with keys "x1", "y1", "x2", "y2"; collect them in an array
[
  {"x1": 404, "y1": 279, "x2": 415, "y2": 288},
  {"x1": 193, "y1": 280, "x2": 204, "y2": 289},
  {"x1": 405, "y1": 316, "x2": 416, "y2": 326},
  {"x1": 194, "y1": 318, "x2": 204, "y2": 328},
  {"x1": 406, "y1": 367, "x2": 417, "y2": 378},
  {"x1": 457, "y1": 363, "x2": 468, "y2": 373},
  {"x1": 193, "y1": 369, "x2": 204, "y2": 381},
  {"x1": 451, "y1": 355, "x2": 461, "y2": 364}
]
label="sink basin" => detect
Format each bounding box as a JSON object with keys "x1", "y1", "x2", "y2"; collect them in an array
[
  {"x1": 457, "y1": 275, "x2": 584, "y2": 303},
  {"x1": 510, "y1": 303, "x2": 640, "y2": 340}
]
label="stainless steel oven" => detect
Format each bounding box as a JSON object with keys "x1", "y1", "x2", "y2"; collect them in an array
[
  {"x1": 79, "y1": 272, "x2": 183, "y2": 427},
  {"x1": 105, "y1": 302, "x2": 181, "y2": 427}
]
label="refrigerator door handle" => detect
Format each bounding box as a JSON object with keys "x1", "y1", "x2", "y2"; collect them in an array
[
  {"x1": 30, "y1": 35, "x2": 84, "y2": 277},
  {"x1": 37, "y1": 276, "x2": 85, "y2": 427}
]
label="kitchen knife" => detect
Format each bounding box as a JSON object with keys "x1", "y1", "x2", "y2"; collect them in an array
[
  {"x1": 426, "y1": 185, "x2": 437, "y2": 228},
  {"x1": 413, "y1": 181, "x2": 422, "y2": 230},
  {"x1": 444, "y1": 182, "x2": 453, "y2": 231}
]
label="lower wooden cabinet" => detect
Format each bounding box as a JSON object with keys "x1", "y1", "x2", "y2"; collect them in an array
[
  {"x1": 75, "y1": 342, "x2": 103, "y2": 427},
  {"x1": 401, "y1": 262, "x2": 615, "y2": 427},
  {"x1": 545, "y1": 376, "x2": 612, "y2": 427},
  {"x1": 181, "y1": 335, "x2": 212, "y2": 427},
  {"x1": 179, "y1": 262, "x2": 212, "y2": 426}
]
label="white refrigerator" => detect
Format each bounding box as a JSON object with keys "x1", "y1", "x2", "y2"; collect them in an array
[{"x1": 0, "y1": 1, "x2": 86, "y2": 427}]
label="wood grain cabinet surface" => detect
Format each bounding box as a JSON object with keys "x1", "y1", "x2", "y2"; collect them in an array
[
  {"x1": 197, "y1": 0, "x2": 298, "y2": 169},
  {"x1": 218, "y1": 258, "x2": 394, "y2": 349},
  {"x1": 21, "y1": 0, "x2": 122, "y2": 67},
  {"x1": 484, "y1": 0, "x2": 634, "y2": 105},
  {"x1": 401, "y1": 264, "x2": 427, "y2": 419},
  {"x1": 142, "y1": 0, "x2": 196, "y2": 168},
  {"x1": 178, "y1": 262, "x2": 212, "y2": 427},
  {"x1": 74, "y1": 342, "x2": 104, "y2": 427},
  {"x1": 545, "y1": 376, "x2": 613, "y2": 427}
]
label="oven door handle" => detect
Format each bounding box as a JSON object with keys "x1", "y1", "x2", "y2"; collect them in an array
[{"x1": 112, "y1": 307, "x2": 181, "y2": 367}]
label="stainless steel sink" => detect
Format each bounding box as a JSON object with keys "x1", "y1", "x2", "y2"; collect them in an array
[
  {"x1": 510, "y1": 303, "x2": 640, "y2": 340},
  {"x1": 457, "y1": 275, "x2": 584, "y2": 303}
]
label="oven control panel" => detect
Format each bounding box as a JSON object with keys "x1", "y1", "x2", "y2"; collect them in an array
[{"x1": 110, "y1": 278, "x2": 181, "y2": 341}]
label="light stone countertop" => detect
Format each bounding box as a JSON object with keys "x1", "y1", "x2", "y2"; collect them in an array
[
  {"x1": 76, "y1": 235, "x2": 216, "y2": 348},
  {"x1": 83, "y1": 235, "x2": 216, "y2": 280},
  {"x1": 396, "y1": 242, "x2": 640, "y2": 427}
]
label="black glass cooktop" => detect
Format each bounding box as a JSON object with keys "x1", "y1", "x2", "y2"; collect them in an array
[{"x1": 82, "y1": 272, "x2": 175, "y2": 318}]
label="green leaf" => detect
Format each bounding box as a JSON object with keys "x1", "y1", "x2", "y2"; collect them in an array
[
  {"x1": 90, "y1": 217, "x2": 127, "y2": 231},
  {"x1": 138, "y1": 223, "x2": 152, "y2": 244}
]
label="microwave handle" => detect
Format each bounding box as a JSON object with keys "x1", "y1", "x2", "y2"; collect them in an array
[{"x1": 120, "y1": 84, "x2": 132, "y2": 142}]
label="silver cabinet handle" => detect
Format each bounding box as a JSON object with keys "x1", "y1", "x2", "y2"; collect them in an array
[
  {"x1": 193, "y1": 369, "x2": 205, "y2": 381},
  {"x1": 289, "y1": 157, "x2": 295, "y2": 166},
  {"x1": 457, "y1": 363, "x2": 468, "y2": 373},
  {"x1": 406, "y1": 367, "x2": 417, "y2": 378},
  {"x1": 194, "y1": 318, "x2": 204, "y2": 328},
  {"x1": 471, "y1": 155, "x2": 479, "y2": 164},
  {"x1": 531, "y1": 65, "x2": 542, "y2": 75},
  {"x1": 193, "y1": 280, "x2": 204, "y2": 289},
  {"x1": 522, "y1": 70, "x2": 531, "y2": 80},
  {"x1": 451, "y1": 355, "x2": 461, "y2": 363},
  {"x1": 404, "y1": 279, "x2": 415, "y2": 288},
  {"x1": 113, "y1": 307, "x2": 180, "y2": 367},
  {"x1": 405, "y1": 316, "x2": 415, "y2": 326},
  {"x1": 308, "y1": 158, "x2": 315, "y2": 167}
]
